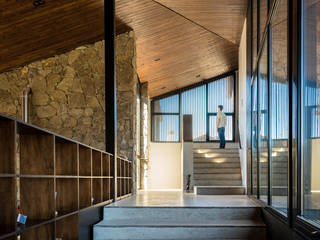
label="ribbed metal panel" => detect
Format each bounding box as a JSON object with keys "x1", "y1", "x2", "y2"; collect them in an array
[
  {"x1": 152, "y1": 115, "x2": 179, "y2": 142},
  {"x1": 153, "y1": 94, "x2": 179, "y2": 113},
  {"x1": 152, "y1": 94, "x2": 179, "y2": 142},
  {"x1": 305, "y1": 85, "x2": 320, "y2": 138},
  {"x1": 208, "y1": 116, "x2": 233, "y2": 141},
  {"x1": 208, "y1": 76, "x2": 234, "y2": 113},
  {"x1": 181, "y1": 86, "x2": 207, "y2": 141},
  {"x1": 271, "y1": 81, "x2": 289, "y2": 139}
]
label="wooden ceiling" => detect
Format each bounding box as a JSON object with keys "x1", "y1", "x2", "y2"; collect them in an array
[
  {"x1": 116, "y1": 0, "x2": 247, "y2": 97},
  {"x1": 0, "y1": 0, "x2": 247, "y2": 98},
  {"x1": 0, "y1": 0, "x2": 104, "y2": 74}
]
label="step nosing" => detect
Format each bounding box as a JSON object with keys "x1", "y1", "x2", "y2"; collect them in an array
[{"x1": 96, "y1": 222, "x2": 266, "y2": 228}]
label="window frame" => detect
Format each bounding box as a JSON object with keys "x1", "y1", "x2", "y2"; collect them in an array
[
  {"x1": 151, "y1": 71, "x2": 237, "y2": 143},
  {"x1": 248, "y1": 0, "x2": 320, "y2": 237}
]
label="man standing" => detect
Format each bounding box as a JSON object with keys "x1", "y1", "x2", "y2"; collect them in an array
[{"x1": 216, "y1": 105, "x2": 226, "y2": 149}]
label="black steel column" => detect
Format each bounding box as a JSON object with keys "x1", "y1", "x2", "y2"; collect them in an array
[
  {"x1": 288, "y1": 0, "x2": 300, "y2": 227},
  {"x1": 104, "y1": 0, "x2": 117, "y2": 201},
  {"x1": 267, "y1": 0, "x2": 272, "y2": 207}
]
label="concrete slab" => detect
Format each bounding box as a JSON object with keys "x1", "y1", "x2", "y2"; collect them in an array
[{"x1": 109, "y1": 190, "x2": 259, "y2": 208}]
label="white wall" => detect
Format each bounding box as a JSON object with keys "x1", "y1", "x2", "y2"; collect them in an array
[
  {"x1": 148, "y1": 142, "x2": 182, "y2": 190},
  {"x1": 311, "y1": 139, "x2": 320, "y2": 191},
  {"x1": 238, "y1": 19, "x2": 247, "y2": 189}
]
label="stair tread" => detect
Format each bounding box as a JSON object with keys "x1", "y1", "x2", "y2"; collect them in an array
[{"x1": 96, "y1": 219, "x2": 266, "y2": 228}]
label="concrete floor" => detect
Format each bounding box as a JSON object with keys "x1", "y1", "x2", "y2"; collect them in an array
[{"x1": 111, "y1": 190, "x2": 259, "y2": 208}]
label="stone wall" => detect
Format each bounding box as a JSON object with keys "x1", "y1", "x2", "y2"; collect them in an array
[
  {"x1": 139, "y1": 82, "x2": 150, "y2": 189},
  {"x1": 0, "y1": 41, "x2": 106, "y2": 150},
  {"x1": 116, "y1": 31, "x2": 139, "y2": 192},
  {"x1": 0, "y1": 31, "x2": 140, "y2": 191}
]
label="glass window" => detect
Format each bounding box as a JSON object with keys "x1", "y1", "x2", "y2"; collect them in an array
[
  {"x1": 209, "y1": 115, "x2": 233, "y2": 141},
  {"x1": 271, "y1": 0, "x2": 288, "y2": 214},
  {"x1": 152, "y1": 115, "x2": 179, "y2": 142},
  {"x1": 208, "y1": 76, "x2": 234, "y2": 113},
  {"x1": 301, "y1": 0, "x2": 320, "y2": 226},
  {"x1": 181, "y1": 86, "x2": 207, "y2": 141},
  {"x1": 153, "y1": 94, "x2": 179, "y2": 113},
  {"x1": 207, "y1": 76, "x2": 235, "y2": 141},
  {"x1": 151, "y1": 74, "x2": 235, "y2": 142},
  {"x1": 259, "y1": 40, "x2": 269, "y2": 203},
  {"x1": 152, "y1": 94, "x2": 179, "y2": 142}
]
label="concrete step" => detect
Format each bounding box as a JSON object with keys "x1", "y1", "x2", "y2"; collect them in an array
[
  {"x1": 94, "y1": 224, "x2": 266, "y2": 240},
  {"x1": 194, "y1": 162, "x2": 240, "y2": 168},
  {"x1": 193, "y1": 142, "x2": 240, "y2": 149},
  {"x1": 194, "y1": 152, "x2": 240, "y2": 158},
  {"x1": 259, "y1": 156, "x2": 288, "y2": 162},
  {"x1": 194, "y1": 157, "x2": 240, "y2": 163},
  {"x1": 94, "y1": 206, "x2": 266, "y2": 240},
  {"x1": 101, "y1": 206, "x2": 263, "y2": 222},
  {"x1": 194, "y1": 173, "x2": 241, "y2": 180},
  {"x1": 193, "y1": 179, "x2": 242, "y2": 186},
  {"x1": 195, "y1": 186, "x2": 246, "y2": 195},
  {"x1": 260, "y1": 168, "x2": 287, "y2": 174},
  {"x1": 194, "y1": 168, "x2": 241, "y2": 174}
]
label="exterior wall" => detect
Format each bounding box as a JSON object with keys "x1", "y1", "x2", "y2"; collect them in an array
[
  {"x1": 148, "y1": 142, "x2": 182, "y2": 190},
  {"x1": 0, "y1": 41, "x2": 106, "y2": 150},
  {"x1": 140, "y1": 82, "x2": 150, "y2": 190},
  {"x1": 239, "y1": 20, "x2": 247, "y2": 189},
  {"x1": 116, "y1": 31, "x2": 139, "y2": 192},
  {"x1": 0, "y1": 31, "x2": 140, "y2": 194}
]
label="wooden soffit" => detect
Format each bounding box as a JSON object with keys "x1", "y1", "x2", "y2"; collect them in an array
[
  {"x1": 116, "y1": 0, "x2": 246, "y2": 97},
  {"x1": 0, "y1": 0, "x2": 104, "y2": 73}
]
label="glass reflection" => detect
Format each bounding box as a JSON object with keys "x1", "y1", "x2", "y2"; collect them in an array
[
  {"x1": 271, "y1": 0, "x2": 288, "y2": 214},
  {"x1": 259, "y1": 40, "x2": 268, "y2": 203},
  {"x1": 302, "y1": 0, "x2": 320, "y2": 226}
]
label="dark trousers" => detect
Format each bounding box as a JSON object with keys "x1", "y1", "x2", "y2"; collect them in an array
[{"x1": 218, "y1": 127, "x2": 226, "y2": 148}]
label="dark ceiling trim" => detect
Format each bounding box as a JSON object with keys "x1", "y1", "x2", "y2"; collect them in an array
[{"x1": 151, "y1": 0, "x2": 238, "y2": 46}]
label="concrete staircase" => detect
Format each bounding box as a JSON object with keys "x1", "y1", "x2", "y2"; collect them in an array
[
  {"x1": 256, "y1": 143, "x2": 289, "y2": 197},
  {"x1": 193, "y1": 142, "x2": 245, "y2": 195},
  {"x1": 94, "y1": 206, "x2": 267, "y2": 240}
]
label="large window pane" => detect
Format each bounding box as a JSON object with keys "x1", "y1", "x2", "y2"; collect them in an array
[
  {"x1": 271, "y1": 0, "x2": 288, "y2": 214},
  {"x1": 302, "y1": 0, "x2": 320, "y2": 226},
  {"x1": 152, "y1": 115, "x2": 179, "y2": 142},
  {"x1": 153, "y1": 94, "x2": 179, "y2": 113},
  {"x1": 252, "y1": 77, "x2": 258, "y2": 197},
  {"x1": 259, "y1": 40, "x2": 268, "y2": 203},
  {"x1": 181, "y1": 86, "x2": 206, "y2": 141},
  {"x1": 208, "y1": 76, "x2": 234, "y2": 113},
  {"x1": 209, "y1": 115, "x2": 233, "y2": 141}
]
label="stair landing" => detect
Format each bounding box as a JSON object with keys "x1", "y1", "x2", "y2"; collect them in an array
[{"x1": 94, "y1": 191, "x2": 265, "y2": 240}]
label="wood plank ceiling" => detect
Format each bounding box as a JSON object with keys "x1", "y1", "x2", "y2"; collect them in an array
[
  {"x1": 0, "y1": 0, "x2": 247, "y2": 98},
  {"x1": 116, "y1": 0, "x2": 247, "y2": 97},
  {"x1": 0, "y1": 0, "x2": 104, "y2": 74}
]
